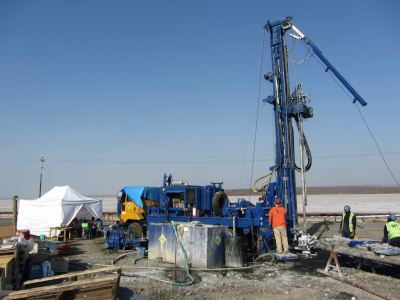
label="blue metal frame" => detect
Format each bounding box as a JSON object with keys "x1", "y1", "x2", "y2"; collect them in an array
[{"x1": 146, "y1": 16, "x2": 367, "y2": 252}]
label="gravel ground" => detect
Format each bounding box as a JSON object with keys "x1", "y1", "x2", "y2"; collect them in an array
[
  {"x1": 2, "y1": 217, "x2": 400, "y2": 299},
  {"x1": 60, "y1": 220, "x2": 400, "y2": 300}
]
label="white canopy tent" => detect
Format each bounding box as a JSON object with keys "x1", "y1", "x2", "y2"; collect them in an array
[{"x1": 17, "y1": 186, "x2": 103, "y2": 236}]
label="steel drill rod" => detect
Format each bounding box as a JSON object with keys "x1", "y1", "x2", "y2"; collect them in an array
[{"x1": 317, "y1": 270, "x2": 397, "y2": 300}]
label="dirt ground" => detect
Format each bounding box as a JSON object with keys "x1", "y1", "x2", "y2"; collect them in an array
[
  {"x1": 2, "y1": 218, "x2": 400, "y2": 300},
  {"x1": 63, "y1": 219, "x2": 399, "y2": 300}
]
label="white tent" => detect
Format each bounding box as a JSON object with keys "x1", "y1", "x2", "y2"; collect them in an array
[{"x1": 17, "y1": 186, "x2": 103, "y2": 236}]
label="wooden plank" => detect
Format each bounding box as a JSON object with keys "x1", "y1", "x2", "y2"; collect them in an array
[
  {"x1": 57, "y1": 285, "x2": 113, "y2": 300},
  {"x1": 0, "y1": 257, "x2": 14, "y2": 286},
  {"x1": 320, "y1": 244, "x2": 400, "y2": 266},
  {"x1": 4, "y1": 275, "x2": 118, "y2": 299},
  {"x1": 21, "y1": 266, "x2": 121, "y2": 289},
  {"x1": 73, "y1": 289, "x2": 113, "y2": 298}
]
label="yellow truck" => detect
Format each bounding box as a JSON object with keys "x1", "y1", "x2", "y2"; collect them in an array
[{"x1": 117, "y1": 187, "x2": 160, "y2": 238}]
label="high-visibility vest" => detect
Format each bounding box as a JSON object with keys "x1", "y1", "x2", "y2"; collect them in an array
[
  {"x1": 386, "y1": 221, "x2": 400, "y2": 240},
  {"x1": 341, "y1": 212, "x2": 355, "y2": 232},
  {"x1": 82, "y1": 222, "x2": 89, "y2": 228}
]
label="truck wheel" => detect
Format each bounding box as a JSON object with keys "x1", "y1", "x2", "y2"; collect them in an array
[
  {"x1": 212, "y1": 191, "x2": 228, "y2": 216},
  {"x1": 129, "y1": 222, "x2": 143, "y2": 239}
]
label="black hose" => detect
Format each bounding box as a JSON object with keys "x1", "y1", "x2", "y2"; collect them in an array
[
  {"x1": 294, "y1": 118, "x2": 312, "y2": 172},
  {"x1": 200, "y1": 188, "x2": 207, "y2": 215},
  {"x1": 249, "y1": 210, "x2": 256, "y2": 261}
]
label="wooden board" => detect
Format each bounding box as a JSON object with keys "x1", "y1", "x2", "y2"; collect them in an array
[
  {"x1": 0, "y1": 257, "x2": 14, "y2": 286},
  {"x1": 4, "y1": 275, "x2": 119, "y2": 300},
  {"x1": 0, "y1": 226, "x2": 16, "y2": 239},
  {"x1": 21, "y1": 266, "x2": 121, "y2": 289},
  {"x1": 317, "y1": 238, "x2": 400, "y2": 266}
]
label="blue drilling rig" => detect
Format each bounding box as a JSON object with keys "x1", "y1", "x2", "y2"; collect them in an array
[{"x1": 145, "y1": 16, "x2": 367, "y2": 254}]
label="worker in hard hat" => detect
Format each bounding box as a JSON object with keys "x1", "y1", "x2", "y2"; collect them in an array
[
  {"x1": 268, "y1": 198, "x2": 289, "y2": 254},
  {"x1": 339, "y1": 205, "x2": 356, "y2": 239},
  {"x1": 382, "y1": 214, "x2": 400, "y2": 247}
]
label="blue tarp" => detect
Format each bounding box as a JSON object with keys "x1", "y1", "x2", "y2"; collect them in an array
[
  {"x1": 124, "y1": 187, "x2": 160, "y2": 208},
  {"x1": 117, "y1": 187, "x2": 160, "y2": 218}
]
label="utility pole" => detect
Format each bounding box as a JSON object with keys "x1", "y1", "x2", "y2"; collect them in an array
[
  {"x1": 39, "y1": 157, "x2": 45, "y2": 198},
  {"x1": 13, "y1": 195, "x2": 19, "y2": 228}
]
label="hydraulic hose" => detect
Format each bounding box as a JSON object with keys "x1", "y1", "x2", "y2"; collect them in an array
[{"x1": 294, "y1": 118, "x2": 312, "y2": 172}]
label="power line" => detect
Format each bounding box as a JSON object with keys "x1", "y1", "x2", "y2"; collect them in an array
[
  {"x1": 41, "y1": 151, "x2": 400, "y2": 164},
  {"x1": 1, "y1": 147, "x2": 400, "y2": 169}
]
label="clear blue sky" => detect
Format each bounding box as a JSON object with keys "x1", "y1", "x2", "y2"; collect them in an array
[{"x1": 1, "y1": 0, "x2": 399, "y2": 198}]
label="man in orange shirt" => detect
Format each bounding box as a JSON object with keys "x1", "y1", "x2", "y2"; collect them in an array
[{"x1": 267, "y1": 198, "x2": 289, "y2": 254}]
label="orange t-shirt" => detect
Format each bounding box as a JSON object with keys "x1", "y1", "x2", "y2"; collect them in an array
[{"x1": 267, "y1": 206, "x2": 287, "y2": 228}]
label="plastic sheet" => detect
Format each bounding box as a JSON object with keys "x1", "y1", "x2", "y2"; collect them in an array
[
  {"x1": 374, "y1": 247, "x2": 400, "y2": 256},
  {"x1": 348, "y1": 241, "x2": 364, "y2": 247}
]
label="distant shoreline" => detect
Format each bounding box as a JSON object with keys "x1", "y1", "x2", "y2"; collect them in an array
[
  {"x1": 2, "y1": 186, "x2": 400, "y2": 200},
  {"x1": 224, "y1": 186, "x2": 400, "y2": 196}
]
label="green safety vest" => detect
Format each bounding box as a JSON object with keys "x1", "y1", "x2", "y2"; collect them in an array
[
  {"x1": 82, "y1": 223, "x2": 89, "y2": 228},
  {"x1": 341, "y1": 212, "x2": 355, "y2": 232},
  {"x1": 386, "y1": 221, "x2": 400, "y2": 240}
]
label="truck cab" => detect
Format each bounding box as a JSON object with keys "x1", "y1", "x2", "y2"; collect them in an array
[{"x1": 117, "y1": 187, "x2": 160, "y2": 237}]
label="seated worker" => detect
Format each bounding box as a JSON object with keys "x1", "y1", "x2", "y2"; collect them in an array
[
  {"x1": 70, "y1": 218, "x2": 79, "y2": 237},
  {"x1": 95, "y1": 218, "x2": 103, "y2": 237},
  {"x1": 382, "y1": 214, "x2": 400, "y2": 247},
  {"x1": 89, "y1": 217, "x2": 97, "y2": 238},
  {"x1": 81, "y1": 220, "x2": 91, "y2": 239}
]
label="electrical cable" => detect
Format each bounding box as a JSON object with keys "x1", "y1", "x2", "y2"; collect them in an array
[
  {"x1": 354, "y1": 103, "x2": 400, "y2": 186},
  {"x1": 0, "y1": 159, "x2": 37, "y2": 169},
  {"x1": 248, "y1": 29, "x2": 266, "y2": 198},
  {"x1": 239, "y1": 28, "x2": 267, "y2": 189},
  {"x1": 287, "y1": 52, "x2": 313, "y2": 65},
  {"x1": 4, "y1": 152, "x2": 399, "y2": 171}
]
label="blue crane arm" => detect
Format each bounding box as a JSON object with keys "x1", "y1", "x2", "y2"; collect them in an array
[
  {"x1": 301, "y1": 36, "x2": 367, "y2": 106},
  {"x1": 266, "y1": 17, "x2": 367, "y2": 107}
]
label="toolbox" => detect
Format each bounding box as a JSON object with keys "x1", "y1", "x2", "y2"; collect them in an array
[
  {"x1": 44, "y1": 241, "x2": 66, "y2": 253},
  {"x1": 54, "y1": 244, "x2": 71, "y2": 255}
]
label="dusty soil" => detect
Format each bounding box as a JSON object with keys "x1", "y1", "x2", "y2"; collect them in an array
[
  {"x1": 2, "y1": 218, "x2": 400, "y2": 299},
  {"x1": 61, "y1": 220, "x2": 400, "y2": 300}
]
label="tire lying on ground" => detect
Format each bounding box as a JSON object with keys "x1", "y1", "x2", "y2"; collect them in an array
[
  {"x1": 129, "y1": 222, "x2": 143, "y2": 238},
  {"x1": 212, "y1": 191, "x2": 228, "y2": 216}
]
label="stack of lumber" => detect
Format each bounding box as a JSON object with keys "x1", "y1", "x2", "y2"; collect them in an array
[
  {"x1": 3, "y1": 266, "x2": 121, "y2": 300},
  {"x1": 18, "y1": 245, "x2": 29, "y2": 280},
  {"x1": 0, "y1": 243, "x2": 21, "y2": 289}
]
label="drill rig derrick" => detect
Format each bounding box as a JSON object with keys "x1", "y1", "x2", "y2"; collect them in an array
[{"x1": 261, "y1": 16, "x2": 367, "y2": 249}]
